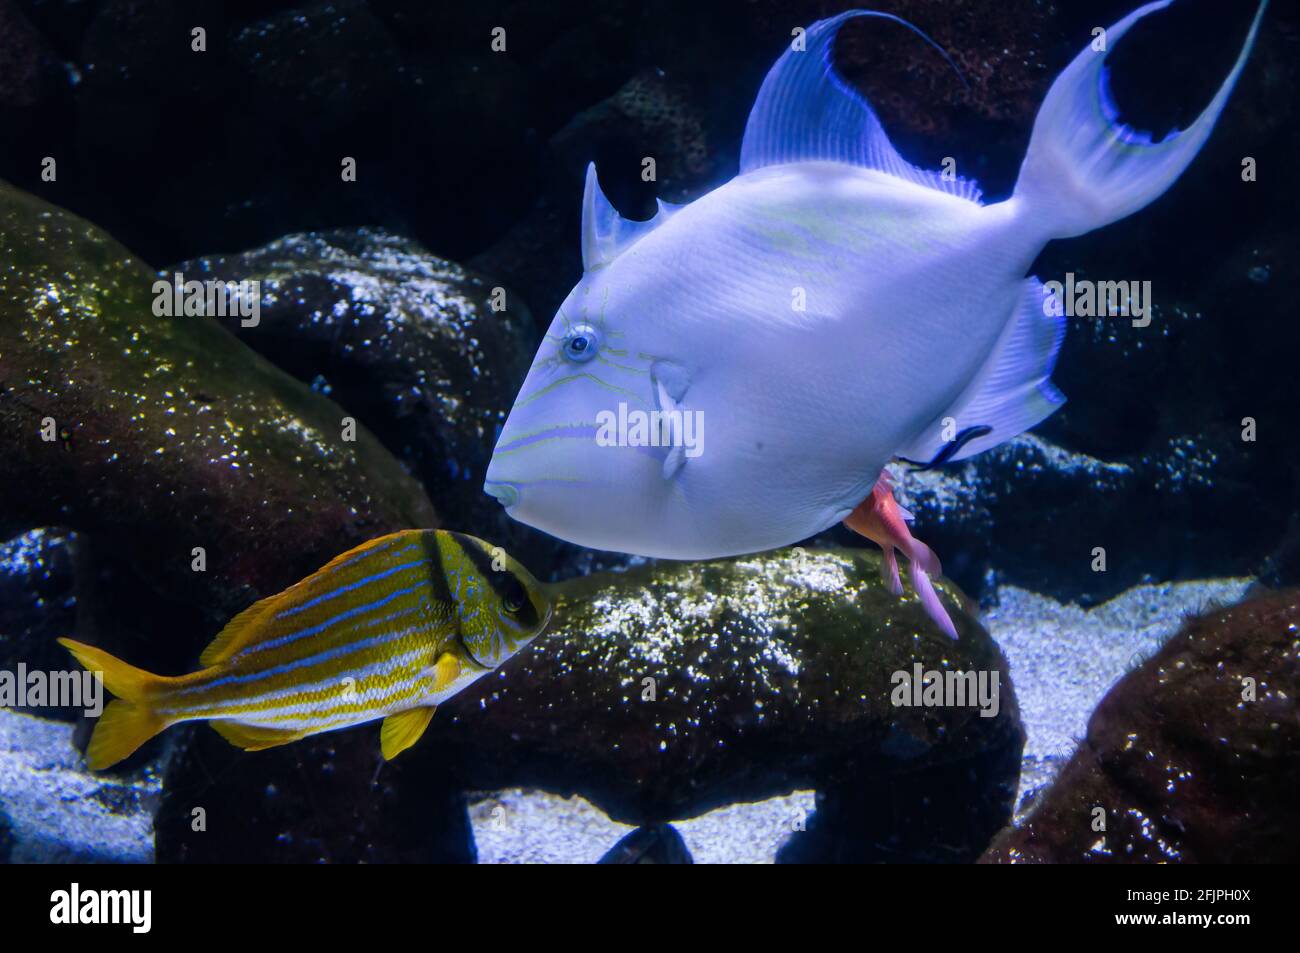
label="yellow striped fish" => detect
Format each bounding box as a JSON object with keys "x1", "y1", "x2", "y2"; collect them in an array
[{"x1": 58, "y1": 530, "x2": 553, "y2": 770}]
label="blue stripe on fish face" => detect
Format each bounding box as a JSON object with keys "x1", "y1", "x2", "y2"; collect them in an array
[{"x1": 492, "y1": 423, "x2": 601, "y2": 456}]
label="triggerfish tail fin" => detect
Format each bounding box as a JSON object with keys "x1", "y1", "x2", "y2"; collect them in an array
[
  {"x1": 843, "y1": 477, "x2": 960, "y2": 640},
  {"x1": 1013, "y1": 0, "x2": 1268, "y2": 240},
  {"x1": 57, "y1": 638, "x2": 170, "y2": 770}
]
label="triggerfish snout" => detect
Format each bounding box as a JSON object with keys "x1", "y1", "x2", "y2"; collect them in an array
[
  {"x1": 486, "y1": 1, "x2": 1269, "y2": 638},
  {"x1": 59, "y1": 530, "x2": 552, "y2": 771}
]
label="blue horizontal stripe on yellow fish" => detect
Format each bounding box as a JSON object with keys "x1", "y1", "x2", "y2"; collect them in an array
[{"x1": 59, "y1": 530, "x2": 554, "y2": 770}]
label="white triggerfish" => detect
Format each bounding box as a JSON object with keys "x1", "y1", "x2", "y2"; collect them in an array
[{"x1": 485, "y1": 1, "x2": 1268, "y2": 638}]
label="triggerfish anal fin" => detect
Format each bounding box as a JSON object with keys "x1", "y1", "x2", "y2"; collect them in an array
[
  {"x1": 898, "y1": 425, "x2": 992, "y2": 471},
  {"x1": 896, "y1": 278, "x2": 1066, "y2": 465},
  {"x1": 740, "y1": 9, "x2": 982, "y2": 203},
  {"x1": 199, "y1": 529, "x2": 429, "y2": 666},
  {"x1": 380, "y1": 707, "x2": 437, "y2": 760}
]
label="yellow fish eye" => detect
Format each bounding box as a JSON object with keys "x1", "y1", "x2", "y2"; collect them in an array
[{"x1": 502, "y1": 576, "x2": 527, "y2": 614}]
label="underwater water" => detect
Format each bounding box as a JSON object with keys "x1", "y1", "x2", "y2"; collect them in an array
[{"x1": 0, "y1": 0, "x2": 1296, "y2": 876}]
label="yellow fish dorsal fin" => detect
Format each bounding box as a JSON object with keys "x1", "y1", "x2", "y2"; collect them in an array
[
  {"x1": 198, "y1": 530, "x2": 430, "y2": 667},
  {"x1": 210, "y1": 720, "x2": 309, "y2": 752},
  {"x1": 199, "y1": 597, "x2": 279, "y2": 667},
  {"x1": 380, "y1": 706, "x2": 436, "y2": 760}
]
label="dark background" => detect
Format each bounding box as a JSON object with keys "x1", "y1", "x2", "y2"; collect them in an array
[{"x1": 1, "y1": 0, "x2": 1297, "y2": 601}]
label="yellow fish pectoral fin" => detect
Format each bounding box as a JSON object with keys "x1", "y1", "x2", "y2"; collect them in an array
[
  {"x1": 210, "y1": 720, "x2": 310, "y2": 752},
  {"x1": 431, "y1": 651, "x2": 463, "y2": 693},
  {"x1": 380, "y1": 706, "x2": 437, "y2": 760}
]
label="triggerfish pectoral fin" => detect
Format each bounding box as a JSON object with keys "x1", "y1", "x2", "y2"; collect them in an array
[{"x1": 843, "y1": 475, "x2": 959, "y2": 640}]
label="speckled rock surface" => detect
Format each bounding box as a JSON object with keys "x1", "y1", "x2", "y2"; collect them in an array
[
  {"x1": 469, "y1": 787, "x2": 817, "y2": 864},
  {"x1": 881, "y1": 430, "x2": 1268, "y2": 606},
  {"x1": 427, "y1": 546, "x2": 1024, "y2": 861},
  {"x1": 981, "y1": 588, "x2": 1300, "y2": 864},
  {"x1": 172, "y1": 228, "x2": 543, "y2": 562},
  {"x1": 0, "y1": 183, "x2": 436, "y2": 676},
  {"x1": 0, "y1": 708, "x2": 158, "y2": 862},
  {"x1": 983, "y1": 577, "x2": 1254, "y2": 819}
]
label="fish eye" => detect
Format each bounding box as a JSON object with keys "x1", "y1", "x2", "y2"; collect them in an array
[
  {"x1": 562, "y1": 325, "x2": 600, "y2": 363},
  {"x1": 501, "y1": 575, "x2": 527, "y2": 614}
]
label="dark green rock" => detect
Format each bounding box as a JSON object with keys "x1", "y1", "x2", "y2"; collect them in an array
[
  {"x1": 981, "y1": 588, "x2": 1300, "y2": 863},
  {"x1": 428, "y1": 547, "x2": 1024, "y2": 861},
  {"x1": 0, "y1": 182, "x2": 436, "y2": 659},
  {"x1": 172, "y1": 228, "x2": 543, "y2": 564}
]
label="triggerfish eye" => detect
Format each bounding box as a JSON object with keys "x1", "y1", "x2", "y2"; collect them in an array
[{"x1": 562, "y1": 325, "x2": 600, "y2": 363}]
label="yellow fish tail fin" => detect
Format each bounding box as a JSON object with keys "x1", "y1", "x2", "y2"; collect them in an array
[
  {"x1": 58, "y1": 638, "x2": 170, "y2": 770},
  {"x1": 84, "y1": 699, "x2": 166, "y2": 771},
  {"x1": 58, "y1": 637, "x2": 163, "y2": 702}
]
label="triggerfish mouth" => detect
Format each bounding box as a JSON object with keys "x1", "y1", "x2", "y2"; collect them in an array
[
  {"x1": 485, "y1": 1, "x2": 1269, "y2": 638},
  {"x1": 59, "y1": 530, "x2": 552, "y2": 770}
]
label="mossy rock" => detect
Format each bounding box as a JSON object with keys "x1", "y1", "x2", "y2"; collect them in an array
[
  {"x1": 982, "y1": 588, "x2": 1300, "y2": 863},
  {"x1": 430, "y1": 546, "x2": 1024, "y2": 861},
  {"x1": 0, "y1": 182, "x2": 435, "y2": 663}
]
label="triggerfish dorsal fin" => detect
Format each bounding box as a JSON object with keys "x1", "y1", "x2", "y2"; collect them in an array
[
  {"x1": 740, "y1": 10, "x2": 982, "y2": 203},
  {"x1": 199, "y1": 529, "x2": 432, "y2": 666},
  {"x1": 581, "y1": 163, "x2": 686, "y2": 271}
]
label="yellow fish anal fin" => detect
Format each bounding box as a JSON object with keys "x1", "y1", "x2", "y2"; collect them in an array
[
  {"x1": 210, "y1": 720, "x2": 310, "y2": 752},
  {"x1": 380, "y1": 706, "x2": 436, "y2": 760},
  {"x1": 198, "y1": 530, "x2": 429, "y2": 667}
]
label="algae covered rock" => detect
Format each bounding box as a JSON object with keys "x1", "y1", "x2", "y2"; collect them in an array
[
  {"x1": 172, "y1": 228, "x2": 538, "y2": 559},
  {"x1": 429, "y1": 547, "x2": 1024, "y2": 861},
  {"x1": 981, "y1": 588, "x2": 1300, "y2": 863},
  {"x1": 0, "y1": 181, "x2": 436, "y2": 662}
]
